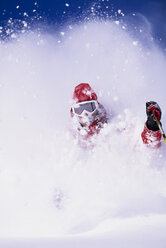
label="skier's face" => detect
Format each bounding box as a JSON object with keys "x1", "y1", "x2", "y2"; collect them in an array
[
  {"x1": 72, "y1": 100, "x2": 99, "y2": 127},
  {"x1": 77, "y1": 109, "x2": 99, "y2": 127}
]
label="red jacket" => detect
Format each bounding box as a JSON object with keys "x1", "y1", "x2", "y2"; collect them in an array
[
  {"x1": 141, "y1": 123, "x2": 162, "y2": 147},
  {"x1": 78, "y1": 115, "x2": 107, "y2": 137},
  {"x1": 81, "y1": 122, "x2": 162, "y2": 147},
  {"x1": 71, "y1": 106, "x2": 162, "y2": 147}
]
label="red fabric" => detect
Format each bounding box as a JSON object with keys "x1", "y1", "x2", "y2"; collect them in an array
[
  {"x1": 73, "y1": 83, "x2": 97, "y2": 103},
  {"x1": 141, "y1": 123, "x2": 162, "y2": 147},
  {"x1": 77, "y1": 116, "x2": 106, "y2": 139},
  {"x1": 87, "y1": 117, "x2": 106, "y2": 136},
  {"x1": 148, "y1": 106, "x2": 161, "y2": 120}
]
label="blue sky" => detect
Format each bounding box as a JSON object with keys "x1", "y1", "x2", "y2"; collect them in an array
[
  {"x1": 0, "y1": 0, "x2": 165, "y2": 23},
  {"x1": 0, "y1": 0, "x2": 166, "y2": 45}
]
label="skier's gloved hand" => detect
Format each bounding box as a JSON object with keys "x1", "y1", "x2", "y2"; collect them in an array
[
  {"x1": 146, "y1": 101, "x2": 161, "y2": 120},
  {"x1": 146, "y1": 101, "x2": 162, "y2": 131}
]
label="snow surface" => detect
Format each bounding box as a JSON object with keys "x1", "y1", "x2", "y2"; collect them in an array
[{"x1": 0, "y1": 18, "x2": 166, "y2": 247}]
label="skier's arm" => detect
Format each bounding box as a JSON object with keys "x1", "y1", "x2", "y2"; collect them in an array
[{"x1": 141, "y1": 101, "x2": 162, "y2": 147}]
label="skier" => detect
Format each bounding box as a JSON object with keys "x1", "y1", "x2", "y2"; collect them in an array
[
  {"x1": 71, "y1": 84, "x2": 163, "y2": 147},
  {"x1": 141, "y1": 101, "x2": 162, "y2": 147},
  {"x1": 70, "y1": 83, "x2": 107, "y2": 139}
]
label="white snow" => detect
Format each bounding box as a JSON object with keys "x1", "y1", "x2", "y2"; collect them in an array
[
  {"x1": 0, "y1": 20, "x2": 166, "y2": 247},
  {"x1": 132, "y1": 40, "x2": 139, "y2": 46}
]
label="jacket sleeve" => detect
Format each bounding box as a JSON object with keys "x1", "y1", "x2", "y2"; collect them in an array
[{"x1": 141, "y1": 123, "x2": 162, "y2": 147}]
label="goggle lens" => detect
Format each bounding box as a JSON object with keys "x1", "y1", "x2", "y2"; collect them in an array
[{"x1": 73, "y1": 101, "x2": 97, "y2": 115}]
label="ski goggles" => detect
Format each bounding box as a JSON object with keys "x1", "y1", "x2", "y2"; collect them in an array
[{"x1": 72, "y1": 100, "x2": 98, "y2": 115}]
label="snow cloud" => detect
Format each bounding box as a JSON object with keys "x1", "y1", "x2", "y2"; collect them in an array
[{"x1": 0, "y1": 18, "x2": 166, "y2": 243}]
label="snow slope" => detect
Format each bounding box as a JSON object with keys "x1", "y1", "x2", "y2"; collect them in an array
[{"x1": 0, "y1": 18, "x2": 166, "y2": 247}]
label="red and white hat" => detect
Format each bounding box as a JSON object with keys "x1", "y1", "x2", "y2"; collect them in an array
[{"x1": 73, "y1": 83, "x2": 97, "y2": 103}]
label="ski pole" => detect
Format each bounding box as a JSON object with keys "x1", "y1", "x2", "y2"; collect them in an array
[{"x1": 153, "y1": 113, "x2": 166, "y2": 144}]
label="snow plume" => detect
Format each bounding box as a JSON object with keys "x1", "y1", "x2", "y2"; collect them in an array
[{"x1": 0, "y1": 17, "x2": 166, "y2": 243}]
